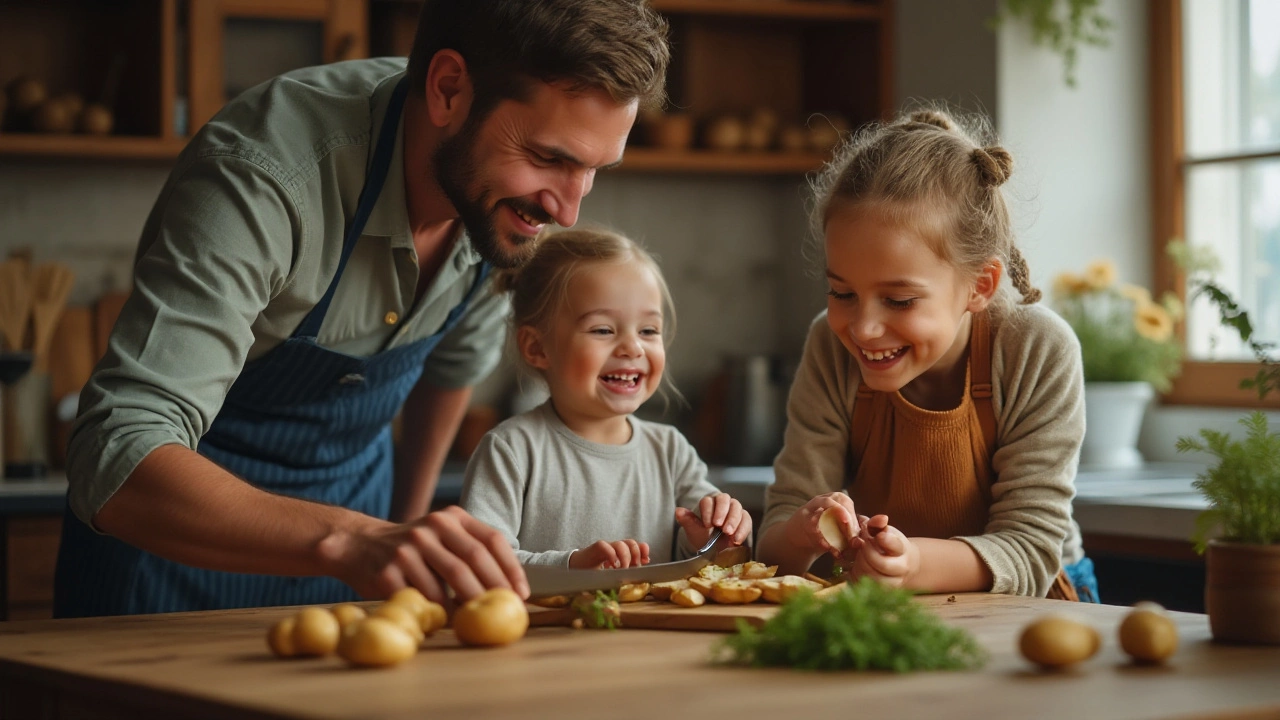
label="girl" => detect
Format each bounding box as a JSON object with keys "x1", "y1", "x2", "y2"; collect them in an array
[
  {"x1": 460, "y1": 228, "x2": 751, "y2": 569},
  {"x1": 757, "y1": 108, "x2": 1097, "y2": 601}
]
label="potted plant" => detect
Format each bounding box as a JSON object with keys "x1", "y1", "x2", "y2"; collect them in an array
[
  {"x1": 1171, "y1": 241, "x2": 1280, "y2": 645},
  {"x1": 1052, "y1": 259, "x2": 1182, "y2": 468}
]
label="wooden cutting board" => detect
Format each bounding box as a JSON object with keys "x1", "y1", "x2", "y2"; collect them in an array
[{"x1": 528, "y1": 600, "x2": 779, "y2": 632}]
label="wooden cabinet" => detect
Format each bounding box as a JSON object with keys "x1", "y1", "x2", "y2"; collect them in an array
[
  {"x1": 0, "y1": 0, "x2": 367, "y2": 160},
  {"x1": 370, "y1": 0, "x2": 896, "y2": 175},
  {"x1": 2, "y1": 515, "x2": 62, "y2": 621}
]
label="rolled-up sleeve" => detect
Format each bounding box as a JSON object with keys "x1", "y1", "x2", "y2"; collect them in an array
[
  {"x1": 420, "y1": 277, "x2": 510, "y2": 389},
  {"x1": 66, "y1": 153, "x2": 297, "y2": 526}
]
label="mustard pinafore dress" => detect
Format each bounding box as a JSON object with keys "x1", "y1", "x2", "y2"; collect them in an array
[{"x1": 845, "y1": 311, "x2": 1079, "y2": 600}]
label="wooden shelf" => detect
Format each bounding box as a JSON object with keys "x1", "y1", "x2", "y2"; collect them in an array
[
  {"x1": 0, "y1": 133, "x2": 186, "y2": 160},
  {"x1": 649, "y1": 0, "x2": 881, "y2": 21},
  {"x1": 621, "y1": 147, "x2": 827, "y2": 173}
]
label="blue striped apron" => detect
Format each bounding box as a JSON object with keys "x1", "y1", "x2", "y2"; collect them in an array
[{"x1": 54, "y1": 77, "x2": 492, "y2": 617}]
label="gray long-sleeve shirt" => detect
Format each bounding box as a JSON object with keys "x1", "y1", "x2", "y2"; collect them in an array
[{"x1": 459, "y1": 402, "x2": 721, "y2": 567}]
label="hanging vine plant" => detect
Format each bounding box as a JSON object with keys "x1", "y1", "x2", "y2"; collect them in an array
[{"x1": 990, "y1": 0, "x2": 1114, "y2": 88}]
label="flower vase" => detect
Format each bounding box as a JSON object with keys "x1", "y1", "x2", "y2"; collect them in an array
[{"x1": 1080, "y1": 381, "x2": 1154, "y2": 469}]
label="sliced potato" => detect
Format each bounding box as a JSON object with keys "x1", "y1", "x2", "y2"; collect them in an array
[
  {"x1": 649, "y1": 579, "x2": 689, "y2": 601},
  {"x1": 688, "y1": 576, "x2": 716, "y2": 595},
  {"x1": 803, "y1": 572, "x2": 833, "y2": 588},
  {"x1": 813, "y1": 581, "x2": 849, "y2": 600},
  {"x1": 617, "y1": 582, "x2": 650, "y2": 603},
  {"x1": 670, "y1": 588, "x2": 706, "y2": 608},
  {"x1": 758, "y1": 575, "x2": 823, "y2": 603},
  {"x1": 740, "y1": 562, "x2": 777, "y2": 580},
  {"x1": 529, "y1": 595, "x2": 571, "y2": 608},
  {"x1": 697, "y1": 564, "x2": 732, "y2": 581},
  {"x1": 709, "y1": 579, "x2": 763, "y2": 604},
  {"x1": 818, "y1": 507, "x2": 848, "y2": 553}
]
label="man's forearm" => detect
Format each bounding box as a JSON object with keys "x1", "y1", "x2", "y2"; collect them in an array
[
  {"x1": 392, "y1": 381, "x2": 471, "y2": 522},
  {"x1": 94, "y1": 443, "x2": 375, "y2": 577}
]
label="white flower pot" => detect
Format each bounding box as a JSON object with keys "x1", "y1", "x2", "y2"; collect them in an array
[{"x1": 1080, "y1": 381, "x2": 1154, "y2": 469}]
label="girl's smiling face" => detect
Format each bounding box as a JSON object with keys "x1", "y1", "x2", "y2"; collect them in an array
[
  {"x1": 519, "y1": 260, "x2": 666, "y2": 442},
  {"x1": 823, "y1": 204, "x2": 997, "y2": 401}
]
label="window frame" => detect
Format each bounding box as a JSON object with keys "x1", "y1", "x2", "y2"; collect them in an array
[{"x1": 1149, "y1": 0, "x2": 1280, "y2": 409}]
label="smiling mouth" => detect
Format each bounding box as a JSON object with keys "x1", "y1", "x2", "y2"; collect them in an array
[
  {"x1": 507, "y1": 202, "x2": 550, "y2": 230},
  {"x1": 860, "y1": 346, "x2": 907, "y2": 362},
  {"x1": 601, "y1": 372, "x2": 642, "y2": 388}
]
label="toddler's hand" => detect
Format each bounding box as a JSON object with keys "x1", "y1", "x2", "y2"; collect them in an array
[
  {"x1": 785, "y1": 492, "x2": 860, "y2": 558},
  {"x1": 675, "y1": 493, "x2": 752, "y2": 549},
  {"x1": 569, "y1": 539, "x2": 650, "y2": 569},
  {"x1": 843, "y1": 514, "x2": 914, "y2": 588}
]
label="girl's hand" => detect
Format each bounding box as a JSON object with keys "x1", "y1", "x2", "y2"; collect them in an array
[
  {"x1": 784, "y1": 492, "x2": 860, "y2": 558},
  {"x1": 569, "y1": 539, "x2": 650, "y2": 569},
  {"x1": 675, "y1": 493, "x2": 752, "y2": 548},
  {"x1": 843, "y1": 514, "x2": 915, "y2": 588}
]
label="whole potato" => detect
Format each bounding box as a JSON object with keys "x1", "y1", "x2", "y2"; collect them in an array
[
  {"x1": 7, "y1": 76, "x2": 47, "y2": 114},
  {"x1": 33, "y1": 99, "x2": 75, "y2": 133},
  {"x1": 330, "y1": 603, "x2": 367, "y2": 631},
  {"x1": 1019, "y1": 615, "x2": 1101, "y2": 669},
  {"x1": 386, "y1": 587, "x2": 433, "y2": 631},
  {"x1": 266, "y1": 615, "x2": 298, "y2": 658},
  {"x1": 338, "y1": 618, "x2": 418, "y2": 668},
  {"x1": 1118, "y1": 602, "x2": 1178, "y2": 664},
  {"x1": 370, "y1": 602, "x2": 425, "y2": 643},
  {"x1": 292, "y1": 607, "x2": 341, "y2": 657},
  {"x1": 78, "y1": 103, "x2": 114, "y2": 135},
  {"x1": 454, "y1": 588, "x2": 530, "y2": 647}
]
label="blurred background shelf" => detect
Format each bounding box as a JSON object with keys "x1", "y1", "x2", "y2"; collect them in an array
[
  {"x1": 0, "y1": 134, "x2": 185, "y2": 160},
  {"x1": 621, "y1": 148, "x2": 828, "y2": 174},
  {"x1": 649, "y1": 0, "x2": 883, "y2": 21}
]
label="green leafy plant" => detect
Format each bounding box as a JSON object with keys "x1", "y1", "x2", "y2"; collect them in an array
[
  {"x1": 990, "y1": 0, "x2": 1113, "y2": 87},
  {"x1": 1170, "y1": 239, "x2": 1280, "y2": 549},
  {"x1": 1052, "y1": 259, "x2": 1183, "y2": 391},
  {"x1": 571, "y1": 590, "x2": 622, "y2": 630},
  {"x1": 714, "y1": 577, "x2": 986, "y2": 672}
]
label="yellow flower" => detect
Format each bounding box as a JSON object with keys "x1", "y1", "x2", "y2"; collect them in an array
[
  {"x1": 1118, "y1": 283, "x2": 1151, "y2": 305},
  {"x1": 1053, "y1": 272, "x2": 1091, "y2": 298},
  {"x1": 1084, "y1": 260, "x2": 1117, "y2": 289},
  {"x1": 1134, "y1": 302, "x2": 1174, "y2": 342}
]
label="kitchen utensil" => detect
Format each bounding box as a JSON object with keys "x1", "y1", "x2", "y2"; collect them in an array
[
  {"x1": 524, "y1": 529, "x2": 728, "y2": 598},
  {"x1": 29, "y1": 263, "x2": 75, "y2": 373},
  {"x1": 0, "y1": 352, "x2": 34, "y2": 480},
  {"x1": 47, "y1": 306, "x2": 94, "y2": 403},
  {"x1": 3, "y1": 369, "x2": 50, "y2": 479},
  {"x1": 722, "y1": 354, "x2": 786, "y2": 466},
  {"x1": 0, "y1": 260, "x2": 32, "y2": 353}
]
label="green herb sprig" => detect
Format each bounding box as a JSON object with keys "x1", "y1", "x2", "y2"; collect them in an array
[
  {"x1": 572, "y1": 590, "x2": 622, "y2": 630},
  {"x1": 714, "y1": 578, "x2": 986, "y2": 672}
]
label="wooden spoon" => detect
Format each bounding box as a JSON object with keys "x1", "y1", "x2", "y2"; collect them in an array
[
  {"x1": 0, "y1": 259, "x2": 32, "y2": 353},
  {"x1": 30, "y1": 263, "x2": 76, "y2": 372}
]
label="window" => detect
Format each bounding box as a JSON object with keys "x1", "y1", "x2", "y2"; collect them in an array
[{"x1": 1151, "y1": 0, "x2": 1280, "y2": 407}]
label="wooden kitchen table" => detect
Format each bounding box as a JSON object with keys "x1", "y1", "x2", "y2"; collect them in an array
[{"x1": 1, "y1": 594, "x2": 1279, "y2": 720}]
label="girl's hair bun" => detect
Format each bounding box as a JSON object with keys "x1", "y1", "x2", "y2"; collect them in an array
[
  {"x1": 908, "y1": 110, "x2": 955, "y2": 131},
  {"x1": 971, "y1": 146, "x2": 1013, "y2": 187}
]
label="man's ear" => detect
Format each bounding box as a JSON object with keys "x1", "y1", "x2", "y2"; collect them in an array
[
  {"x1": 517, "y1": 325, "x2": 550, "y2": 370},
  {"x1": 968, "y1": 257, "x2": 1003, "y2": 313},
  {"x1": 424, "y1": 49, "x2": 473, "y2": 129}
]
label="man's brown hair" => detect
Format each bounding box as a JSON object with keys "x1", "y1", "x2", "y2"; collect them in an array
[{"x1": 407, "y1": 0, "x2": 669, "y2": 120}]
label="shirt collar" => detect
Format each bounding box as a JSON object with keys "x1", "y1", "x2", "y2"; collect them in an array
[{"x1": 360, "y1": 71, "x2": 412, "y2": 246}]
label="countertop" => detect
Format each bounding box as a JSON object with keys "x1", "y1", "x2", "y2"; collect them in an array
[
  {"x1": 1, "y1": 594, "x2": 1278, "y2": 719},
  {"x1": 2, "y1": 463, "x2": 1211, "y2": 547}
]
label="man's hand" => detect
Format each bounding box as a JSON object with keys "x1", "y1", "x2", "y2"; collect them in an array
[
  {"x1": 569, "y1": 539, "x2": 650, "y2": 569},
  {"x1": 317, "y1": 505, "x2": 528, "y2": 605}
]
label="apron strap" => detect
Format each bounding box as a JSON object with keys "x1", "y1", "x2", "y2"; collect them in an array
[
  {"x1": 970, "y1": 310, "x2": 997, "y2": 459},
  {"x1": 848, "y1": 380, "x2": 877, "y2": 476},
  {"x1": 295, "y1": 75, "x2": 411, "y2": 340}
]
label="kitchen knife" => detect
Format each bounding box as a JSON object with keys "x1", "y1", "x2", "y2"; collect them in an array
[{"x1": 523, "y1": 529, "x2": 735, "y2": 598}]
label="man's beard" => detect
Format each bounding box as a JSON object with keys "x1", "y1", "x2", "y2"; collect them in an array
[{"x1": 432, "y1": 118, "x2": 546, "y2": 270}]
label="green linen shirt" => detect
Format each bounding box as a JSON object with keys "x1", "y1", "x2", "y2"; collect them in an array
[{"x1": 66, "y1": 59, "x2": 510, "y2": 526}]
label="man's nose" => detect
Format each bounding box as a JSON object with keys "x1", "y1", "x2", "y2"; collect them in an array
[{"x1": 541, "y1": 169, "x2": 592, "y2": 228}]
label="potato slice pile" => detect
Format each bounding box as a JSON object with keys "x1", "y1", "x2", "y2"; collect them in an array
[
  {"x1": 532, "y1": 562, "x2": 829, "y2": 611},
  {"x1": 266, "y1": 587, "x2": 528, "y2": 668}
]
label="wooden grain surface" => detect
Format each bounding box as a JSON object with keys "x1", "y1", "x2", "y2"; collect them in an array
[
  {"x1": 2, "y1": 594, "x2": 1280, "y2": 720},
  {"x1": 529, "y1": 598, "x2": 778, "y2": 631}
]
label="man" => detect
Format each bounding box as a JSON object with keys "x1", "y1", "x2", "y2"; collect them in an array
[{"x1": 54, "y1": 0, "x2": 669, "y2": 617}]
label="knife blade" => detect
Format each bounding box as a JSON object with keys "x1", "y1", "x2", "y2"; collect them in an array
[{"x1": 523, "y1": 529, "x2": 733, "y2": 598}]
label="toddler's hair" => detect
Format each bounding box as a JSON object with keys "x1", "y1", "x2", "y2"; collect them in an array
[
  {"x1": 809, "y1": 106, "x2": 1041, "y2": 311},
  {"x1": 495, "y1": 228, "x2": 681, "y2": 407}
]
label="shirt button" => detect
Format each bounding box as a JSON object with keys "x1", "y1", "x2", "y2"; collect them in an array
[{"x1": 384, "y1": 311, "x2": 399, "y2": 325}]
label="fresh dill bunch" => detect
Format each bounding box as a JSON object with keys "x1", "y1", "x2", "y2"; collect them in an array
[{"x1": 714, "y1": 577, "x2": 986, "y2": 672}]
